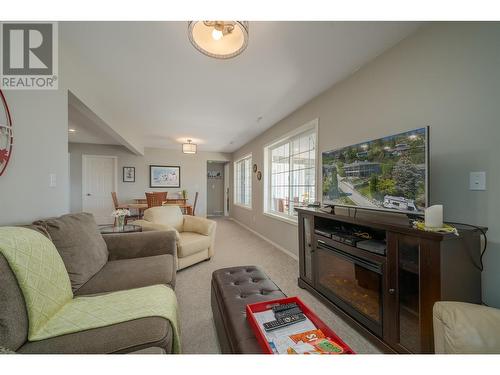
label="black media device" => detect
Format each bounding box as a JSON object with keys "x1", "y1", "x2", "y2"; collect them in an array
[
  {"x1": 274, "y1": 307, "x2": 303, "y2": 320},
  {"x1": 271, "y1": 302, "x2": 298, "y2": 314},
  {"x1": 263, "y1": 313, "x2": 307, "y2": 332},
  {"x1": 356, "y1": 239, "x2": 387, "y2": 255},
  {"x1": 331, "y1": 232, "x2": 362, "y2": 246}
]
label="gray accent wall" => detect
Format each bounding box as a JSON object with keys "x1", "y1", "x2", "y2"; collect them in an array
[
  {"x1": 69, "y1": 143, "x2": 230, "y2": 217},
  {"x1": 230, "y1": 22, "x2": 500, "y2": 307}
]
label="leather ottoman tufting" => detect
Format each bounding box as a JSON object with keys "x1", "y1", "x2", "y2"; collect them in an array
[{"x1": 211, "y1": 266, "x2": 286, "y2": 353}]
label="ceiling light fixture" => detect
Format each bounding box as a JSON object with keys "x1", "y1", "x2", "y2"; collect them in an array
[
  {"x1": 182, "y1": 139, "x2": 197, "y2": 154},
  {"x1": 188, "y1": 21, "x2": 249, "y2": 59},
  {"x1": 68, "y1": 128, "x2": 76, "y2": 133}
]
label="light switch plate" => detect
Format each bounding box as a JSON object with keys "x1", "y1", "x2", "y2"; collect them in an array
[
  {"x1": 49, "y1": 173, "x2": 57, "y2": 188},
  {"x1": 469, "y1": 171, "x2": 486, "y2": 191}
]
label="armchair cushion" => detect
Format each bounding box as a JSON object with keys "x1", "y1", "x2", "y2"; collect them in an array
[
  {"x1": 132, "y1": 220, "x2": 180, "y2": 241},
  {"x1": 433, "y1": 301, "x2": 500, "y2": 353},
  {"x1": 178, "y1": 232, "x2": 212, "y2": 258},
  {"x1": 183, "y1": 215, "x2": 216, "y2": 236},
  {"x1": 143, "y1": 206, "x2": 184, "y2": 232},
  {"x1": 75, "y1": 254, "x2": 176, "y2": 295},
  {"x1": 33, "y1": 213, "x2": 108, "y2": 292}
]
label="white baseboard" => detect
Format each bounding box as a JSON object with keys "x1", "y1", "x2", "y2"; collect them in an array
[{"x1": 229, "y1": 218, "x2": 299, "y2": 261}]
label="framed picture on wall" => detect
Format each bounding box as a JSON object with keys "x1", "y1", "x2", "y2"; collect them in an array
[
  {"x1": 123, "y1": 167, "x2": 135, "y2": 182},
  {"x1": 150, "y1": 165, "x2": 181, "y2": 188}
]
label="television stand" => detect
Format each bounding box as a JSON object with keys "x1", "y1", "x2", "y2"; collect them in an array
[{"x1": 296, "y1": 207, "x2": 484, "y2": 354}]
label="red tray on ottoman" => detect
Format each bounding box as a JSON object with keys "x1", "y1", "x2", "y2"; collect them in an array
[{"x1": 246, "y1": 296, "x2": 355, "y2": 354}]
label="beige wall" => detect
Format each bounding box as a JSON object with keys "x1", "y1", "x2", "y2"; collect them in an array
[
  {"x1": 230, "y1": 22, "x2": 500, "y2": 307},
  {"x1": 0, "y1": 90, "x2": 69, "y2": 225},
  {"x1": 69, "y1": 143, "x2": 231, "y2": 217}
]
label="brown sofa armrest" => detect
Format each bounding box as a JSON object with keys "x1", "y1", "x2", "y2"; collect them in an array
[{"x1": 103, "y1": 230, "x2": 177, "y2": 261}]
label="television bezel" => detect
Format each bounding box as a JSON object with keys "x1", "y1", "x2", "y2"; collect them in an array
[{"x1": 321, "y1": 126, "x2": 430, "y2": 215}]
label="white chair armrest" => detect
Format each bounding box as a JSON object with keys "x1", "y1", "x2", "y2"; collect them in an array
[
  {"x1": 433, "y1": 301, "x2": 500, "y2": 353},
  {"x1": 183, "y1": 215, "x2": 215, "y2": 236},
  {"x1": 132, "y1": 220, "x2": 180, "y2": 241}
]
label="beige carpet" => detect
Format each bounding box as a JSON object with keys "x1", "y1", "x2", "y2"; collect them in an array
[{"x1": 175, "y1": 217, "x2": 381, "y2": 354}]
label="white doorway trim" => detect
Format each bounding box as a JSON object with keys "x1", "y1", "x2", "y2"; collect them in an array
[
  {"x1": 82, "y1": 154, "x2": 118, "y2": 224},
  {"x1": 206, "y1": 160, "x2": 228, "y2": 217},
  {"x1": 224, "y1": 162, "x2": 230, "y2": 216}
]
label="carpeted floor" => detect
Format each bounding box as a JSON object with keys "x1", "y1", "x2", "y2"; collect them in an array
[{"x1": 175, "y1": 217, "x2": 381, "y2": 354}]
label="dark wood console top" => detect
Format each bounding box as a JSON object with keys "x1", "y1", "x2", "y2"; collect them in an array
[{"x1": 295, "y1": 207, "x2": 486, "y2": 241}]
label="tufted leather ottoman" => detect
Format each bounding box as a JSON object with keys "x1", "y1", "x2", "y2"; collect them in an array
[{"x1": 211, "y1": 266, "x2": 286, "y2": 353}]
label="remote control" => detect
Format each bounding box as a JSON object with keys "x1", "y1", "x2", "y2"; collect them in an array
[
  {"x1": 274, "y1": 306, "x2": 303, "y2": 320},
  {"x1": 263, "y1": 313, "x2": 306, "y2": 332},
  {"x1": 271, "y1": 302, "x2": 298, "y2": 314}
]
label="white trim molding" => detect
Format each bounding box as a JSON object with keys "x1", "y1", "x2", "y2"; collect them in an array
[
  {"x1": 263, "y1": 118, "x2": 319, "y2": 222},
  {"x1": 233, "y1": 153, "x2": 253, "y2": 209},
  {"x1": 230, "y1": 217, "x2": 299, "y2": 261}
]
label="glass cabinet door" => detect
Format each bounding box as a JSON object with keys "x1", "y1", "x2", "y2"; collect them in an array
[
  {"x1": 397, "y1": 236, "x2": 421, "y2": 353},
  {"x1": 300, "y1": 214, "x2": 313, "y2": 283}
]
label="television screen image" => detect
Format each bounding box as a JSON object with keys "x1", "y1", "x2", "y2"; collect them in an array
[{"x1": 322, "y1": 127, "x2": 428, "y2": 213}]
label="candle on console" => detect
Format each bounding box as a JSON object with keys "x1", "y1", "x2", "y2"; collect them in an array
[{"x1": 425, "y1": 205, "x2": 443, "y2": 228}]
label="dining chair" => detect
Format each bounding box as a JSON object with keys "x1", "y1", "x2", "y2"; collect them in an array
[
  {"x1": 111, "y1": 192, "x2": 127, "y2": 210},
  {"x1": 192, "y1": 192, "x2": 199, "y2": 216},
  {"x1": 145, "y1": 192, "x2": 167, "y2": 208},
  {"x1": 111, "y1": 192, "x2": 140, "y2": 224}
]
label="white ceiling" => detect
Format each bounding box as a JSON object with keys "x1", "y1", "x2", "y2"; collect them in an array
[{"x1": 61, "y1": 21, "x2": 421, "y2": 153}]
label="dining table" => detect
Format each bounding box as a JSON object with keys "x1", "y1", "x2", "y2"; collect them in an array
[
  {"x1": 126, "y1": 203, "x2": 149, "y2": 217},
  {"x1": 130, "y1": 198, "x2": 193, "y2": 215}
]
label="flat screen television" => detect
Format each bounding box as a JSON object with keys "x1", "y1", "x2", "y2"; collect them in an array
[{"x1": 322, "y1": 127, "x2": 429, "y2": 213}]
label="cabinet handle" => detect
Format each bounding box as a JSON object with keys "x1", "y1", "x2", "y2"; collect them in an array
[{"x1": 388, "y1": 288, "x2": 395, "y2": 295}]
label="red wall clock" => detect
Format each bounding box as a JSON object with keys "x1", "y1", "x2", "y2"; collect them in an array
[{"x1": 0, "y1": 90, "x2": 13, "y2": 176}]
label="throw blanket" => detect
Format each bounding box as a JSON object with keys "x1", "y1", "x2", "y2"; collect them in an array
[{"x1": 0, "y1": 227, "x2": 181, "y2": 353}]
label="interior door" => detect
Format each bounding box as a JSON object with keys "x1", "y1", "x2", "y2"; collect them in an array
[
  {"x1": 207, "y1": 161, "x2": 225, "y2": 216},
  {"x1": 82, "y1": 155, "x2": 116, "y2": 225}
]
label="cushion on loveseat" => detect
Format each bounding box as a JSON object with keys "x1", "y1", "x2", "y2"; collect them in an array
[
  {"x1": 17, "y1": 316, "x2": 173, "y2": 354},
  {"x1": 178, "y1": 232, "x2": 212, "y2": 258},
  {"x1": 75, "y1": 254, "x2": 176, "y2": 295},
  {"x1": 34, "y1": 213, "x2": 109, "y2": 292}
]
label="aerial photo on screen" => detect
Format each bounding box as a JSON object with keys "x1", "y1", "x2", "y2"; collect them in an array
[{"x1": 322, "y1": 127, "x2": 428, "y2": 213}]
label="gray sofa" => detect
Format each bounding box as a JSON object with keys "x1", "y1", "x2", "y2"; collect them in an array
[{"x1": 0, "y1": 213, "x2": 178, "y2": 354}]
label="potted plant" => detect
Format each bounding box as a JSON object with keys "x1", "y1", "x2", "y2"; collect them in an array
[{"x1": 181, "y1": 189, "x2": 188, "y2": 200}]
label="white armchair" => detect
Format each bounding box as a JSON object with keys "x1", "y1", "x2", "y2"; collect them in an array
[
  {"x1": 433, "y1": 301, "x2": 500, "y2": 353},
  {"x1": 133, "y1": 206, "x2": 216, "y2": 270}
]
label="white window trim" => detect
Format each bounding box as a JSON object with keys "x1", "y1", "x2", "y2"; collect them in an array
[
  {"x1": 233, "y1": 153, "x2": 252, "y2": 209},
  {"x1": 263, "y1": 119, "x2": 319, "y2": 223},
  {"x1": 263, "y1": 211, "x2": 299, "y2": 226}
]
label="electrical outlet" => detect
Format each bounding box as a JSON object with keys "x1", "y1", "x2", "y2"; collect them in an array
[{"x1": 469, "y1": 171, "x2": 486, "y2": 191}]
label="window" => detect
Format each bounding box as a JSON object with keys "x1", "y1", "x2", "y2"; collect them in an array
[
  {"x1": 234, "y1": 154, "x2": 252, "y2": 208},
  {"x1": 264, "y1": 120, "x2": 317, "y2": 221}
]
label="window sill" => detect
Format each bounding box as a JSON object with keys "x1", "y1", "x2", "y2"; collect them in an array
[
  {"x1": 233, "y1": 203, "x2": 253, "y2": 211},
  {"x1": 263, "y1": 211, "x2": 298, "y2": 226}
]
